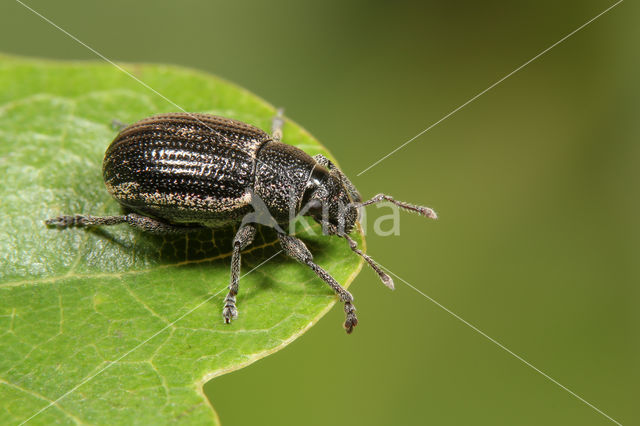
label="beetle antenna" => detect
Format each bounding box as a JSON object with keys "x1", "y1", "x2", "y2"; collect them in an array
[
  {"x1": 342, "y1": 234, "x2": 394, "y2": 290},
  {"x1": 356, "y1": 194, "x2": 437, "y2": 219}
]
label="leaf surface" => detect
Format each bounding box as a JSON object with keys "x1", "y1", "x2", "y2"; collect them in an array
[{"x1": 0, "y1": 55, "x2": 363, "y2": 425}]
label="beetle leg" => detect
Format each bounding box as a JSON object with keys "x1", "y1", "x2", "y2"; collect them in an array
[
  {"x1": 45, "y1": 213, "x2": 203, "y2": 234},
  {"x1": 342, "y1": 233, "x2": 394, "y2": 290},
  {"x1": 111, "y1": 119, "x2": 128, "y2": 132},
  {"x1": 271, "y1": 108, "x2": 285, "y2": 142},
  {"x1": 278, "y1": 233, "x2": 358, "y2": 333},
  {"x1": 222, "y1": 223, "x2": 257, "y2": 324}
]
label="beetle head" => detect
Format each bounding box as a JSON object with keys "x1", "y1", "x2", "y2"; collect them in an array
[
  {"x1": 300, "y1": 165, "x2": 360, "y2": 235},
  {"x1": 296, "y1": 157, "x2": 437, "y2": 293}
]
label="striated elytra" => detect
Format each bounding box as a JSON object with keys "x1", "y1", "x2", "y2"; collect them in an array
[{"x1": 46, "y1": 111, "x2": 437, "y2": 333}]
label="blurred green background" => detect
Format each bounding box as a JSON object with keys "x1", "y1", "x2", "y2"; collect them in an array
[{"x1": 1, "y1": 1, "x2": 637, "y2": 425}]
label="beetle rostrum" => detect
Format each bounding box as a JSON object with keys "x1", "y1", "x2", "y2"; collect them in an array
[{"x1": 45, "y1": 111, "x2": 437, "y2": 333}]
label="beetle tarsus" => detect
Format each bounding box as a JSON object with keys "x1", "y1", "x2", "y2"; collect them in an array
[
  {"x1": 45, "y1": 215, "x2": 83, "y2": 228},
  {"x1": 222, "y1": 295, "x2": 238, "y2": 323},
  {"x1": 343, "y1": 302, "x2": 358, "y2": 333}
]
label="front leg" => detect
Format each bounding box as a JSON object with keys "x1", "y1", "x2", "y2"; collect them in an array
[
  {"x1": 278, "y1": 233, "x2": 358, "y2": 333},
  {"x1": 222, "y1": 223, "x2": 257, "y2": 324}
]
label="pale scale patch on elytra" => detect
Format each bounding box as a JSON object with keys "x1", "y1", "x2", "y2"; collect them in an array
[
  {"x1": 135, "y1": 188, "x2": 252, "y2": 212},
  {"x1": 105, "y1": 181, "x2": 140, "y2": 198}
]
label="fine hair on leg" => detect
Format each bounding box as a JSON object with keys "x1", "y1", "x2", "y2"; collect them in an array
[
  {"x1": 45, "y1": 213, "x2": 204, "y2": 234},
  {"x1": 342, "y1": 233, "x2": 394, "y2": 290},
  {"x1": 278, "y1": 233, "x2": 358, "y2": 333},
  {"x1": 222, "y1": 223, "x2": 257, "y2": 324}
]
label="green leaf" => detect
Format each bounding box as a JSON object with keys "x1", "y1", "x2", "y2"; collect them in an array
[{"x1": 0, "y1": 54, "x2": 364, "y2": 425}]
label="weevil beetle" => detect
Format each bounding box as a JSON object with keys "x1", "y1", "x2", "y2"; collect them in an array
[{"x1": 45, "y1": 110, "x2": 437, "y2": 333}]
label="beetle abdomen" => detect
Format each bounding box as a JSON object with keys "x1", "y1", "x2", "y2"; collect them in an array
[{"x1": 103, "y1": 114, "x2": 270, "y2": 225}]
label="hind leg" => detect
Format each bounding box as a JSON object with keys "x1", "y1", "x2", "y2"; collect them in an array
[{"x1": 45, "y1": 213, "x2": 203, "y2": 234}]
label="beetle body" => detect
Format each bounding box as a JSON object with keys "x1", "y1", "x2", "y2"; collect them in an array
[
  {"x1": 104, "y1": 113, "x2": 357, "y2": 230},
  {"x1": 47, "y1": 111, "x2": 437, "y2": 333}
]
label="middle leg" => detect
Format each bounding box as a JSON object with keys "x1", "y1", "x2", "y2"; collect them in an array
[{"x1": 222, "y1": 223, "x2": 257, "y2": 323}]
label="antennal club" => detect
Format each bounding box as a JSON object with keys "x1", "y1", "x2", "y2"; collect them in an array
[{"x1": 343, "y1": 234, "x2": 394, "y2": 290}]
